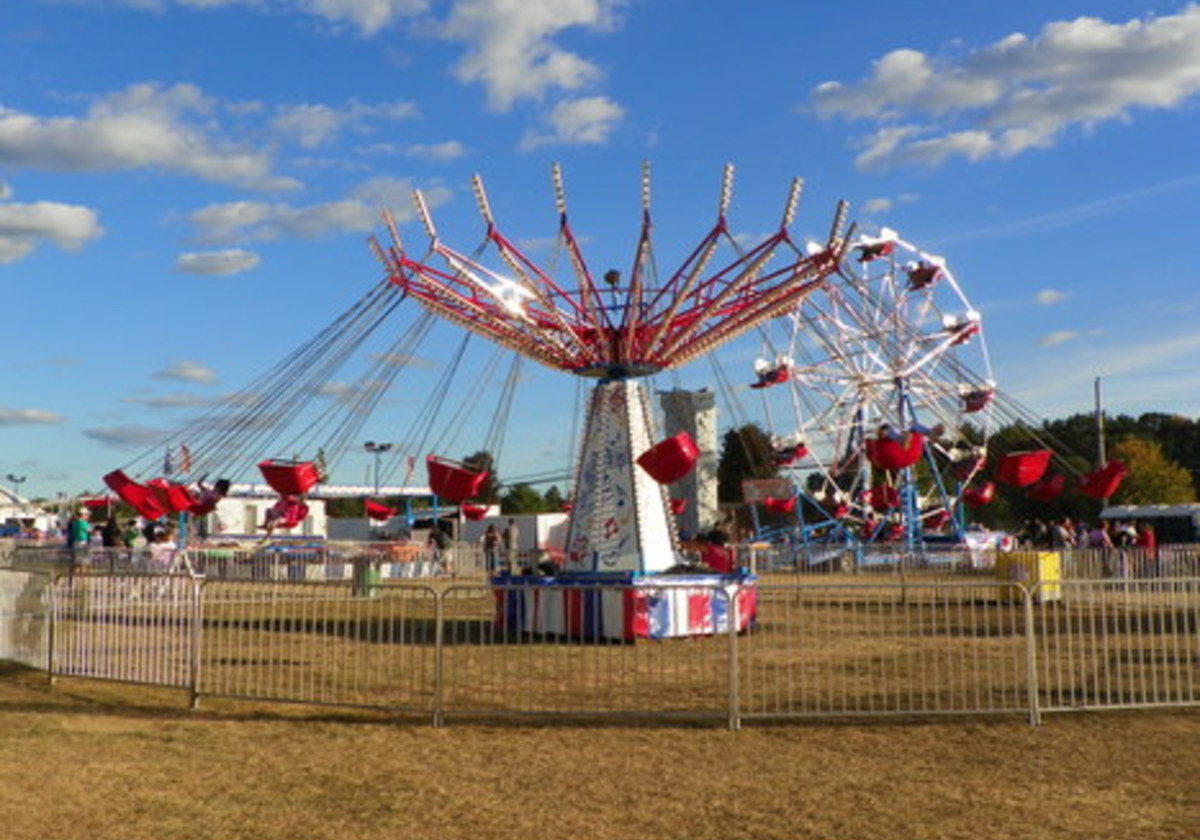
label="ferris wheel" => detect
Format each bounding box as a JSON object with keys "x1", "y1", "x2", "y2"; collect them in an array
[{"x1": 748, "y1": 226, "x2": 998, "y2": 544}]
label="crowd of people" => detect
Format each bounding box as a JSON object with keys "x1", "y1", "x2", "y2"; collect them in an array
[
  {"x1": 1015, "y1": 516, "x2": 1158, "y2": 577},
  {"x1": 1016, "y1": 517, "x2": 1156, "y2": 551},
  {"x1": 62, "y1": 507, "x2": 181, "y2": 572}
]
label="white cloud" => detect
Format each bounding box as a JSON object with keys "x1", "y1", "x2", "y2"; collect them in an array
[
  {"x1": 1037, "y1": 327, "x2": 1104, "y2": 347},
  {"x1": 270, "y1": 99, "x2": 417, "y2": 149},
  {"x1": 442, "y1": 0, "x2": 623, "y2": 111},
  {"x1": 812, "y1": 6, "x2": 1200, "y2": 170},
  {"x1": 107, "y1": 0, "x2": 429, "y2": 35},
  {"x1": 121, "y1": 393, "x2": 215, "y2": 409},
  {"x1": 862, "y1": 192, "x2": 919, "y2": 215},
  {"x1": 0, "y1": 406, "x2": 65, "y2": 426},
  {"x1": 0, "y1": 82, "x2": 296, "y2": 189},
  {"x1": 187, "y1": 176, "x2": 451, "y2": 244},
  {"x1": 83, "y1": 425, "x2": 168, "y2": 449},
  {"x1": 154, "y1": 361, "x2": 218, "y2": 384},
  {"x1": 175, "y1": 249, "x2": 261, "y2": 276},
  {"x1": 1037, "y1": 329, "x2": 1082, "y2": 347},
  {"x1": 0, "y1": 200, "x2": 104, "y2": 264},
  {"x1": 1006, "y1": 330, "x2": 1200, "y2": 414},
  {"x1": 518, "y1": 95, "x2": 625, "y2": 149},
  {"x1": 1036, "y1": 289, "x2": 1067, "y2": 305},
  {"x1": 404, "y1": 140, "x2": 467, "y2": 161}
]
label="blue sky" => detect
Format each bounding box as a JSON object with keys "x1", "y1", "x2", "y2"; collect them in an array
[{"x1": 2, "y1": 0, "x2": 1199, "y2": 499}]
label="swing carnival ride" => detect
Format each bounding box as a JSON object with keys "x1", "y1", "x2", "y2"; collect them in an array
[
  {"x1": 374, "y1": 163, "x2": 849, "y2": 580},
  {"x1": 370, "y1": 163, "x2": 850, "y2": 638}
]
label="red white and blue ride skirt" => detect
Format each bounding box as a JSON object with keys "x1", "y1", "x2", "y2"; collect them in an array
[{"x1": 492, "y1": 572, "x2": 758, "y2": 641}]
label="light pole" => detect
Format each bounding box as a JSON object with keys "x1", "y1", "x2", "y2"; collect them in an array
[
  {"x1": 363, "y1": 442, "x2": 393, "y2": 495},
  {"x1": 5, "y1": 473, "x2": 26, "y2": 500}
]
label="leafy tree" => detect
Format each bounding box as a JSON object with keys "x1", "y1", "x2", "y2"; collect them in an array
[
  {"x1": 716, "y1": 423, "x2": 778, "y2": 504},
  {"x1": 543, "y1": 485, "x2": 565, "y2": 512},
  {"x1": 1110, "y1": 437, "x2": 1195, "y2": 505},
  {"x1": 501, "y1": 483, "x2": 546, "y2": 514},
  {"x1": 324, "y1": 497, "x2": 363, "y2": 518}
]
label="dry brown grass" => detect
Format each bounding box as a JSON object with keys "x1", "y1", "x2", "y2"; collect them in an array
[{"x1": 0, "y1": 663, "x2": 1196, "y2": 840}]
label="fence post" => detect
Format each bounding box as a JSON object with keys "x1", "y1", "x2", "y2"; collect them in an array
[
  {"x1": 45, "y1": 572, "x2": 58, "y2": 685},
  {"x1": 433, "y1": 588, "x2": 445, "y2": 728},
  {"x1": 188, "y1": 577, "x2": 203, "y2": 710},
  {"x1": 1022, "y1": 583, "x2": 1042, "y2": 726},
  {"x1": 728, "y1": 585, "x2": 741, "y2": 731}
]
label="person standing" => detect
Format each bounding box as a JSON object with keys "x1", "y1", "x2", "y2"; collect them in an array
[
  {"x1": 65, "y1": 508, "x2": 91, "y2": 573},
  {"x1": 481, "y1": 524, "x2": 501, "y2": 574},
  {"x1": 502, "y1": 518, "x2": 520, "y2": 573}
]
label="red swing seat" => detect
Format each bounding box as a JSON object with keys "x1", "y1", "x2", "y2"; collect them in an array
[
  {"x1": 994, "y1": 450, "x2": 1051, "y2": 487},
  {"x1": 426, "y1": 455, "x2": 488, "y2": 504},
  {"x1": 103, "y1": 470, "x2": 167, "y2": 520},
  {"x1": 461, "y1": 503, "x2": 488, "y2": 521},
  {"x1": 1077, "y1": 461, "x2": 1127, "y2": 499},
  {"x1": 865, "y1": 432, "x2": 925, "y2": 471},
  {"x1": 636, "y1": 432, "x2": 699, "y2": 484},
  {"x1": 258, "y1": 459, "x2": 322, "y2": 496},
  {"x1": 962, "y1": 481, "x2": 995, "y2": 507},
  {"x1": 1026, "y1": 473, "x2": 1066, "y2": 502},
  {"x1": 146, "y1": 478, "x2": 197, "y2": 515},
  {"x1": 763, "y1": 496, "x2": 797, "y2": 514},
  {"x1": 269, "y1": 497, "x2": 309, "y2": 530},
  {"x1": 364, "y1": 499, "x2": 395, "y2": 521},
  {"x1": 864, "y1": 484, "x2": 900, "y2": 511}
]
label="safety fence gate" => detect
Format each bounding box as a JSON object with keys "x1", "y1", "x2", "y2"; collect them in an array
[{"x1": 1, "y1": 569, "x2": 1196, "y2": 726}]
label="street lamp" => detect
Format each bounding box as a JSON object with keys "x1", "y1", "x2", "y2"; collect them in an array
[
  {"x1": 363, "y1": 442, "x2": 393, "y2": 495},
  {"x1": 5, "y1": 474, "x2": 26, "y2": 499}
]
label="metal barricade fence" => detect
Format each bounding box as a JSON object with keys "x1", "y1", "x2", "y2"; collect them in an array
[
  {"x1": 738, "y1": 580, "x2": 1036, "y2": 721},
  {"x1": 197, "y1": 579, "x2": 440, "y2": 715},
  {"x1": 1033, "y1": 577, "x2": 1199, "y2": 712},
  {"x1": 49, "y1": 573, "x2": 199, "y2": 691},
  {"x1": 3, "y1": 572, "x2": 1198, "y2": 725}
]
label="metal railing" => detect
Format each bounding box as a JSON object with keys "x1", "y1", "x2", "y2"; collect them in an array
[{"x1": 3, "y1": 564, "x2": 1197, "y2": 727}]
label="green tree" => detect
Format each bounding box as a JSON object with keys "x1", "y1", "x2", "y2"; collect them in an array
[
  {"x1": 501, "y1": 483, "x2": 546, "y2": 514},
  {"x1": 1110, "y1": 437, "x2": 1195, "y2": 505},
  {"x1": 717, "y1": 423, "x2": 778, "y2": 504},
  {"x1": 543, "y1": 485, "x2": 565, "y2": 512}
]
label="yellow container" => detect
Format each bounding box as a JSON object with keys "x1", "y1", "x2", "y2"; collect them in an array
[{"x1": 996, "y1": 551, "x2": 1062, "y2": 603}]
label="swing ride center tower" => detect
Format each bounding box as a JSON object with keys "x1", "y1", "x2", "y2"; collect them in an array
[{"x1": 374, "y1": 163, "x2": 850, "y2": 581}]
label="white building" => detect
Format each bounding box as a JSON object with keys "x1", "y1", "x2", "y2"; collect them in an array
[{"x1": 0, "y1": 488, "x2": 56, "y2": 536}]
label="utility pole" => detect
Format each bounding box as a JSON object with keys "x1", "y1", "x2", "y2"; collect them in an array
[{"x1": 1093, "y1": 377, "x2": 1106, "y2": 468}]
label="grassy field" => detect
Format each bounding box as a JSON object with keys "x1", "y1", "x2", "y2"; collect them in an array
[{"x1": 0, "y1": 663, "x2": 1196, "y2": 840}]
